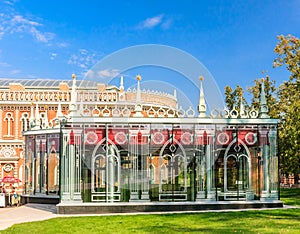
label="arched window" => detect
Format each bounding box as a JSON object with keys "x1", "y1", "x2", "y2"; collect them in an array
[
  {"x1": 4, "y1": 112, "x2": 14, "y2": 136},
  {"x1": 20, "y1": 112, "x2": 30, "y2": 132},
  {"x1": 149, "y1": 164, "x2": 156, "y2": 184}
]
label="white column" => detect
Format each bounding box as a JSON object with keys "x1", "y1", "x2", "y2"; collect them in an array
[
  {"x1": 61, "y1": 132, "x2": 71, "y2": 202},
  {"x1": 107, "y1": 145, "x2": 115, "y2": 202},
  {"x1": 269, "y1": 129, "x2": 278, "y2": 199},
  {"x1": 72, "y1": 129, "x2": 83, "y2": 202},
  {"x1": 129, "y1": 134, "x2": 139, "y2": 201},
  {"x1": 260, "y1": 129, "x2": 270, "y2": 200},
  {"x1": 140, "y1": 132, "x2": 150, "y2": 201}
]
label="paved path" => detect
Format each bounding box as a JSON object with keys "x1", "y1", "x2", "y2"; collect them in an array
[
  {"x1": 0, "y1": 204, "x2": 297, "y2": 231},
  {"x1": 0, "y1": 204, "x2": 57, "y2": 231}
]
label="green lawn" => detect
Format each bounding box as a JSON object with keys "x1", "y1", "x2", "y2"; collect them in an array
[
  {"x1": 2, "y1": 189, "x2": 300, "y2": 234},
  {"x1": 280, "y1": 188, "x2": 300, "y2": 207}
]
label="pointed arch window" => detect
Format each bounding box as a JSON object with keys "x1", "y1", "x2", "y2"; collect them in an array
[
  {"x1": 4, "y1": 112, "x2": 14, "y2": 136},
  {"x1": 149, "y1": 164, "x2": 156, "y2": 184},
  {"x1": 21, "y1": 112, "x2": 30, "y2": 132}
]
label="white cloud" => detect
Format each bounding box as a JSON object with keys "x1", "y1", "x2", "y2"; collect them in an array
[
  {"x1": 11, "y1": 15, "x2": 40, "y2": 27},
  {"x1": 161, "y1": 18, "x2": 173, "y2": 30},
  {"x1": 0, "y1": 8, "x2": 55, "y2": 43},
  {"x1": 144, "y1": 15, "x2": 163, "y2": 28},
  {"x1": 57, "y1": 42, "x2": 69, "y2": 48},
  {"x1": 50, "y1": 53, "x2": 57, "y2": 60},
  {"x1": 4, "y1": 1, "x2": 15, "y2": 6},
  {"x1": 84, "y1": 68, "x2": 120, "y2": 79},
  {"x1": 10, "y1": 69, "x2": 21, "y2": 75},
  {"x1": 68, "y1": 49, "x2": 104, "y2": 75},
  {"x1": 0, "y1": 62, "x2": 10, "y2": 67},
  {"x1": 137, "y1": 14, "x2": 173, "y2": 30},
  {"x1": 79, "y1": 49, "x2": 88, "y2": 55},
  {"x1": 97, "y1": 69, "x2": 120, "y2": 78}
]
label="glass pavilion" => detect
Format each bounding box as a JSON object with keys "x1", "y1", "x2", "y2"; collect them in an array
[{"x1": 23, "y1": 77, "x2": 280, "y2": 206}]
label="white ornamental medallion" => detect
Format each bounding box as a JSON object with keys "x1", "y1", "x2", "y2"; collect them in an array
[
  {"x1": 115, "y1": 132, "x2": 127, "y2": 145},
  {"x1": 245, "y1": 132, "x2": 257, "y2": 145},
  {"x1": 152, "y1": 132, "x2": 165, "y2": 145},
  {"x1": 3, "y1": 163, "x2": 13, "y2": 172},
  {"x1": 85, "y1": 131, "x2": 98, "y2": 145},
  {"x1": 217, "y1": 132, "x2": 230, "y2": 145},
  {"x1": 0, "y1": 146, "x2": 16, "y2": 158},
  {"x1": 181, "y1": 132, "x2": 192, "y2": 145}
]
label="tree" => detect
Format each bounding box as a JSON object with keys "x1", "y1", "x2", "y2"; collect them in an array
[
  {"x1": 224, "y1": 34, "x2": 300, "y2": 183},
  {"x1": 273, "y1": 34, "x2": 300, "y2": 82},
  {"x1": 224, "y1": 85, "x2": 247, "y2": 112},
  {"x1": 224, "y1": 76, "x2": 277, "y2": 117},
  {"x1": 273, "y1": 35, "x2": 300, "y2": 181},
  {"x1": 246, "y1": 75, "x2": 278, "y2": 118}
]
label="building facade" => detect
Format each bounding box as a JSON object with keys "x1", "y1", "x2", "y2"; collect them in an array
[{"x1": 22, "y1": 75, "x2": 280, "y2": 208}]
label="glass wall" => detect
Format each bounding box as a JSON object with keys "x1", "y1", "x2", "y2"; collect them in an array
[
  {"x1": 24, "y1": 122, "x2": 279, "y2": 202},
  {"x1": 24, "y1": 133, "x2": 60, "y2": 196}
]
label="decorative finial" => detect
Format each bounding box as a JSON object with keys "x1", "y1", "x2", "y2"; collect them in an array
[
  {"x1": 133, "y1": 74, "x2": 143, "y2": 117},
  {"x1": 239, "y1": 92, "x2": 247, "y2": 118},
  {"x1": 261, "y1": 78, "x2": 264, "y2": 82},
  {"x1": 120, "y1": 76, "x2": 124, "y2": 92},
  {"x1": 258, "y1": 78, "x2": 270, "y2": 118},
  {"x1": 198, "y1": 75, "x2": 207, "y2": 118},
  {"x1": 239, "y1": 90, "x2": 243, "y2": 97},
  {"x1": 69, "y1": 73, "x2": 78, "y2": 116},
  {"x1": 33, "y1": 102, "x2": 41, "y2": 129}
]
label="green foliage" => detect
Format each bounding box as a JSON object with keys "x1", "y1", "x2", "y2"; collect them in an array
[
  {"x1": 246, "y1": 75, "x2": 278, "y2": 118},
  {"x1": 274, "y1": 34, "x2": 300, "y2": 82},
  {"x1": 224, "y1": 85, "x2": 247, "y2": 112},
  {"x1": 224, "y1": 34, "x2": 300, "y2": 178},
  {"x1": 274, "y1": 35, "x2": 300, "y2": 177}
]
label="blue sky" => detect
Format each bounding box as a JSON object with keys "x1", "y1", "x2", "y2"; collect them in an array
[{"x1": 0, "y1": 0, "x2": 299, "y2": 108}]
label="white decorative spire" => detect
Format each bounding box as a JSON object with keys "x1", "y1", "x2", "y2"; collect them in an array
[
  {"x1": 136, "y1": 74, "x2": 141, "y2": 103},
  {"x1": 43, "y1": 105, "x2": 49, "y2": 129},
  {"x1": 133, "y1": 74, "x2": 143, "y2": 117},
  {"x1": 258, "y1": 78, "x2": 270, "y2": 118},
  {"x1": 239, "y1": 92, "x2": 247, "y2": 118},
  {"x1": 71, "y1": 73, "x2": 77, "y2": 104},
  {"x1": 173, "y1": 89, "x2": 177, "y2": 98},
  {"x1": 69, "y1": 74, "x2": 78, "y2": 117},
  {"x1": 120, "y1": 75, "x2": 124, "y2": 91},
  {"x1": 198, "y1": 76, "x2": 207, "y2": 118},
  {"x1": 56, "y1": 103, "x2": 63, "y2": 119},
  {"x1": 33, "y1": 102, "x2": 41, "y2": 129},
  {"x1": 29, "y1": 102, "x2": 35, "y2": 129},
  {"x1": 54, "y1": 103, "x2": 64, "y2": 128}
]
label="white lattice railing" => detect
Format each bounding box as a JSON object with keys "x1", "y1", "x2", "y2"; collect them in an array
[{"x1": 0, "y1": 91, "x2": 70, "y2": 102}]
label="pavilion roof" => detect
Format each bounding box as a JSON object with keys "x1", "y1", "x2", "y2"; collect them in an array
[{"x1": 0, "y1": 78, "x2": 98, "y2": 89}]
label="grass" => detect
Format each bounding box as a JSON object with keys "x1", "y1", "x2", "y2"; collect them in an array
[
  {"x1": 280, "y1": 188, "x2": 300, "y2": 206},
  {"x1": 2, "y1": 188, "x2": 300, "y2": 234},
  {"x1": 2, "y1": 209, "x2": 300, "y2": 234}
]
